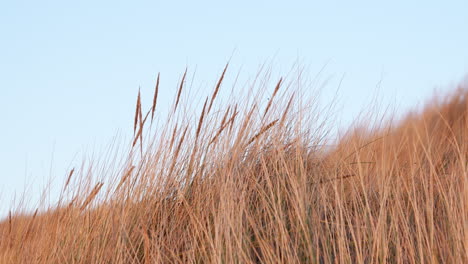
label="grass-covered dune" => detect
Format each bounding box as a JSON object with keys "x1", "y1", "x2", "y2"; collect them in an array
[{"x1": 1, "y1": 65, "x2": 466, "y2": 263}]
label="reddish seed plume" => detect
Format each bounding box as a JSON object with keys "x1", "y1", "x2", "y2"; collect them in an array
[
  {"x1": 247, "y1": 119, "x2": 279, "y2": 146},
  {"x1": 63, "y1": 168, "x2": 75, "y2": 191},
  {"x1": 151, "y1": 73, "x2": 160, "y2": 122},
  {"x1": 196, "y1": 97, "x2": 209, "y2": 140},
  {"x1": 174, "y1": 68, "x2": 187, "y2": 113},
  {"x1": 134, "y1": 88, "x2": 142, "y2": 135},
  {"x1": 263, "y1": 78, "x2": 282, "y2": 118},
  {"x1": 133, "y1": 110, "x2": 151, "y2": 149},
  {"x1": 208, "y1": 63, "x2": 229, "y2": 113},
  {"x1": 188, "y1": 97, "x2": 209, "y2": 176}
]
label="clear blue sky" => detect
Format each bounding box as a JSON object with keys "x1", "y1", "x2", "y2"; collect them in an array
[{"x1": 1, "y1": 0, "x2": 467, "y2": 214}]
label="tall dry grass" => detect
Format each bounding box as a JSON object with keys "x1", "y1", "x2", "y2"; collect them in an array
[{"x1": 0, "y1": 65, "x2": 466, "y2": 263}]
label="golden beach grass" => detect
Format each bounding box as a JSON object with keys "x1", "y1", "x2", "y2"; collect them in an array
[{"x1": 0, "y1": 65, "x2": 466, "y2": 263}]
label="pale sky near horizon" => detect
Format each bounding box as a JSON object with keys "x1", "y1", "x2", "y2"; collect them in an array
[{"x1": 1, "y1": 0, "x2": 467, "y2": 216}]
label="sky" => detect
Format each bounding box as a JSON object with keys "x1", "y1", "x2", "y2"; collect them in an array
[{"x1": 0, "y1": 0, "x2": 467, "y2": 215}]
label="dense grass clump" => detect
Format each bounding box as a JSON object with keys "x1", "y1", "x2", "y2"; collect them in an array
[{"x1": 0, "y1": 65, "x2": 466, "y2": 263}]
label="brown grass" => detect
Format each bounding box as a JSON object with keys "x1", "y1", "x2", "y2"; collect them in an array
[{"x1": 0, "y1": 66, "x2": 466, "y2": 263}]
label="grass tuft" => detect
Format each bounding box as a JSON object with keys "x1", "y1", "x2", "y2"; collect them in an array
[{"x1": 0, "y1": 66, "x2": 467, "y2": 263}]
